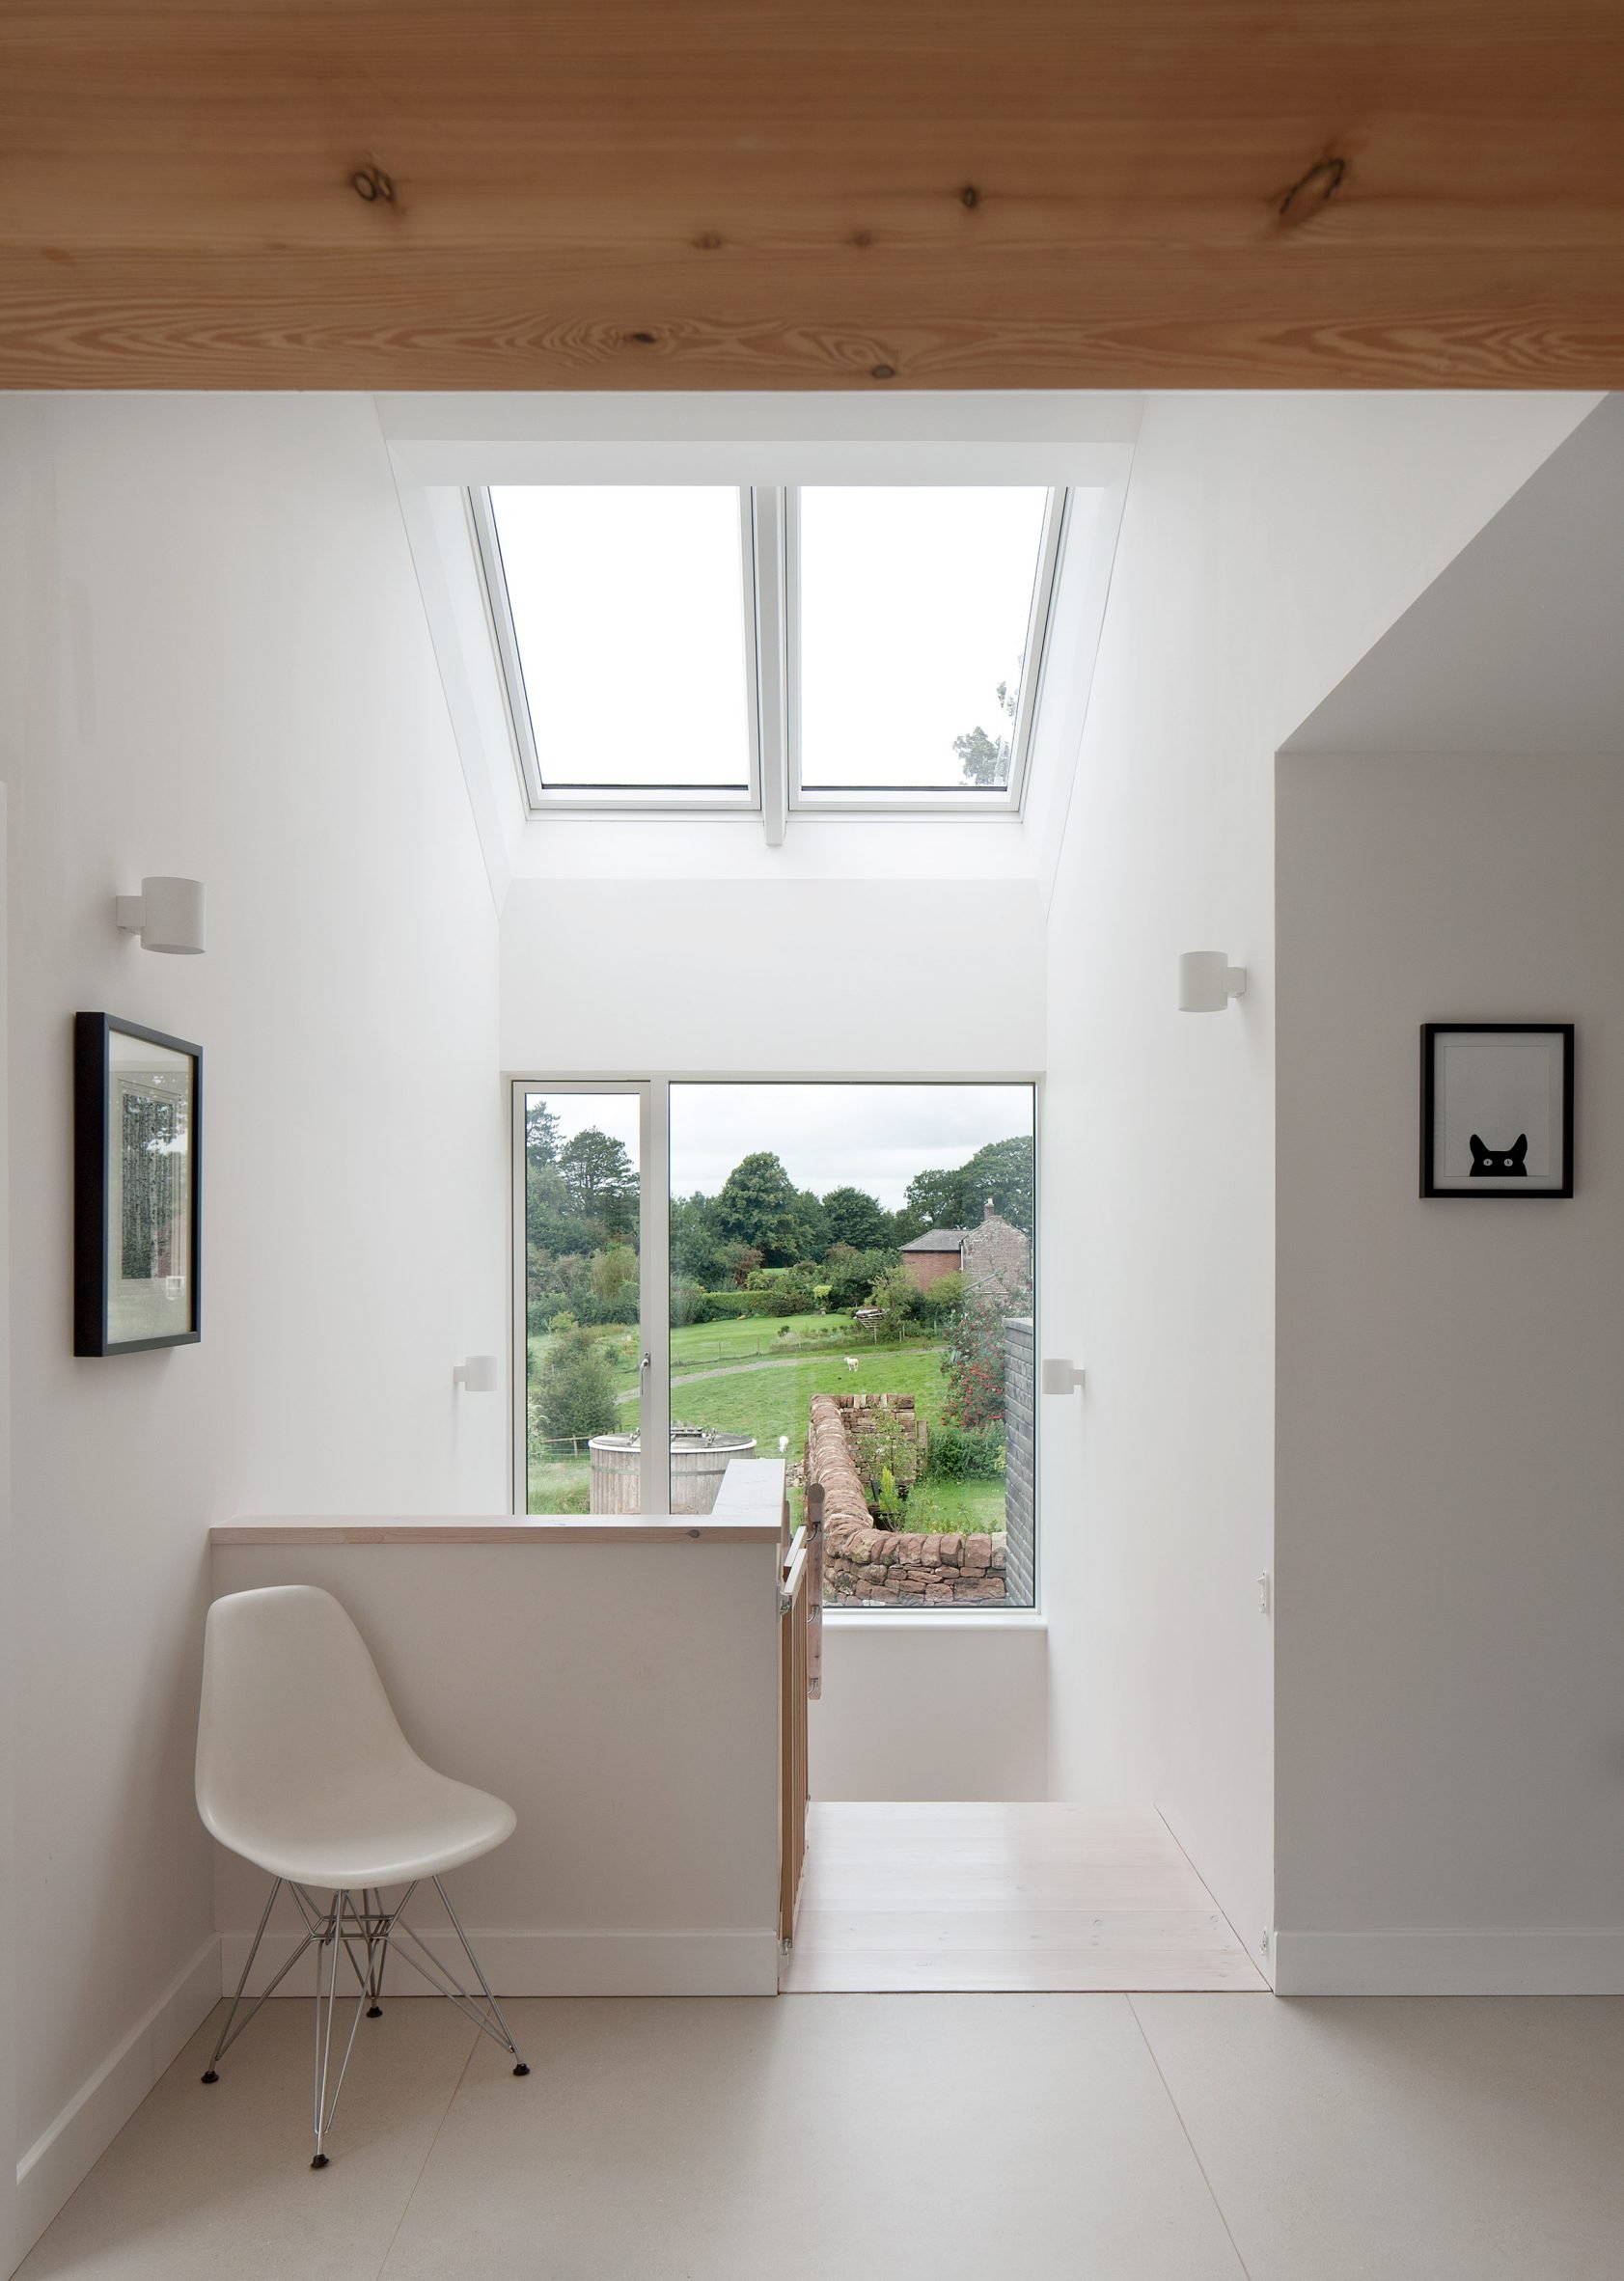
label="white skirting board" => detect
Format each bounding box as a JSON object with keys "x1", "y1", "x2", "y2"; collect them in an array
[
  {"x1": 13, "y1": 1935, "x2": 221, "y2": 2268},
  {"x1": 1273, "y1": 1929, "x2": 1624, "y2": 1996},
  {"x1": 218, "y1": 1926, "x2": 782, "y2": 2001}
]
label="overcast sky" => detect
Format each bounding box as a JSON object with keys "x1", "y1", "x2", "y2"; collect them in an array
[
  {"x1": 492, "y1": 484, "x2": 1045, "y2": 792},
  {"x1": 531, "y1": 1085, "x2": 1032, "y2": 1211}
]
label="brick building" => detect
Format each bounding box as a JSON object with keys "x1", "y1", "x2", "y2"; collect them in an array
[{"x1": 899, "y1": 1198, "x2": 1031, "y2": 1299}]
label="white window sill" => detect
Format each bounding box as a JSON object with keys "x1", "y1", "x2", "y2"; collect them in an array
[{"x1": 823, "y1": 1607, "x2": 1046, "y2": 1632}]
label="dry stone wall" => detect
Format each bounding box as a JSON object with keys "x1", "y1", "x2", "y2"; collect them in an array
[{"x1": 806, "y1": 1392, "x2": 1006, "y2": 1607}]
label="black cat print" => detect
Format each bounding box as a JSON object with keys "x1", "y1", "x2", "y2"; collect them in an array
[{"x1": 1469, "y1": 1133, "x2": 1528, "y2": 1178}]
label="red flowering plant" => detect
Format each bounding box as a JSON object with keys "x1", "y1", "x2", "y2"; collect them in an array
[{"x1": 940, "y1": 1279, "x2": 1031, "y2": 1433}]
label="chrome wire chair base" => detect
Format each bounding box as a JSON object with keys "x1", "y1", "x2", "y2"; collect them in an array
[{"x1": 203, "y1": 1878, "x2": 529, "y2": 2166}]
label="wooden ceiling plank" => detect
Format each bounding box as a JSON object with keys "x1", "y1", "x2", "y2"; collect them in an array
[{"x1": 3, "y1": 0, "x2": 1622, "y2": 388}]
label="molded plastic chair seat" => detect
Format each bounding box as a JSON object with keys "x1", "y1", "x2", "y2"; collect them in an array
[
  {"x1": 203, "y1": 1759, "x2": 515, "y2": 1890},
  {"x1": 197, "y1": 1583, "x2": 515, "y2": 1888}
]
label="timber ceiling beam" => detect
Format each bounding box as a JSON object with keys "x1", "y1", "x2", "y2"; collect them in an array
[{"x1": 2, "y1": 2, "x2": 1622, "y2": 391}]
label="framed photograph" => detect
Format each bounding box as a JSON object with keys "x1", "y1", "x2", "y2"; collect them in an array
[
  {"x1": 74, "y1": 1013, "x2": 202, "y2": 1354},
  {"x1": 1420, "y1": 1023, "x2": 1573, "y2": 1199}
]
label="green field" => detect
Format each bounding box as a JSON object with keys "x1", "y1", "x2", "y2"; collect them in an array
[
  {"x1": 526, "y1": 1311, "x2": 941, "y2": 1398},
  {"x1": 671, "y1": 1343, "x2": 947, "y2": 1446},
  {"x1": 526, "y1": 1311, "x2": 1005, "y2": 1535}
]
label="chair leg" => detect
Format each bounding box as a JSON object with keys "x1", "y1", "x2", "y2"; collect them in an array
[
  {"x1": 431, "y1": 1876, "x2": 530, "y2": 2076},
  {"x1": 366, "y1": 1888, "x2": 388, "y2": 2017},
  {"x1": 311, "y1": 1891, "x2": 368, "y2": 2170},
  {"x1": 202, "y1": 1878, "x2": 282, "y2": 2082}
]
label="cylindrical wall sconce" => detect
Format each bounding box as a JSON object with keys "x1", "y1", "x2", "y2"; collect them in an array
[
  {"x1": 1177, "y1": 951, "x2": 1247, "y2": 1012},
  {"x1": 116, "y1": 877, "x2": 206, "y2": 955}
]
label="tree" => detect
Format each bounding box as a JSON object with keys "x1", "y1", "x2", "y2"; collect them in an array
[
  {"x1": 591, "y1": 1243, "x2": 639, "y2": 1314},
  {"x1": 713, "y1": 1151, "x2": 820, "y2": 1265},
  {"x1": 671, "y1": 1192, "x2": 727, "y2": 1288},
  {"x1": 822, "y1": 1245, "x2": 897, "y2": 1313},
  {"x1": 525, "y1": 1097, "x2": 562, "y2": 1166},
  {"x1": 867, "y1": 1262, "x2": 926, "y2": 1341},
  {"x1": 526, "y1": 1156, "x2": 598, "y2": 1262},
  {"x1": 532, "y1": 1326, "x2": 619, "y2": 1444},
  {"x1": 898, "y1": 1135, "x2": 1034, "y2": 1240},
  {"x1": 717, "y1": 1240, "x2": 763, "y2": 1289},
  {"x1": 952, "y1": 673, "x2": 1017, "y2": 787},
  {"x1": 820, "y1": 1185, "x2": 889, "y2": 1252},
  {"x1": 559, "y1": 1127, "x2": 638, "y2": 1238},
  {"x1": 957, "y1": 1135, "x2": 1034, "y2": 1235},
  {"x1": 903, "y1": 1166, "x2": 964, "y2": 1231}
]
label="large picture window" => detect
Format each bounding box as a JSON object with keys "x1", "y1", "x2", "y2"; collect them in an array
[{"x1": 514, "y1": 1080, "x2": 1037, "y2": 1610}]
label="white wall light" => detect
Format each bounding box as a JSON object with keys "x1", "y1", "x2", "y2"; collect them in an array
[
  {"x1": 1041, "y1": 1359, "x2": 1086, "y2": 1395},
  {"x1": 116, "y1": 876, "x2": 206, "y2": 955},
  {"x1": 453, "y1": 1355, "x2": 499, "y2": 1393},
  {"x1": 1177, "y1": 950, "x2": 1247, "y2": 1012}
]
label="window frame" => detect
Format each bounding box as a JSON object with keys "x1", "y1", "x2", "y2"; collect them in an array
[
  {"x1": 471, "y1": 488, "x2": 765, "y2": 816},
  {"x1": 509, "y1": 1072, "x2": 1040, "y2": 1617},
  {"x1": 784, "y1": 483, "x2": 1071, "y2": 815},
  {"x1": 471, "y1": 484, "x2": 1071, "y2": 826}
]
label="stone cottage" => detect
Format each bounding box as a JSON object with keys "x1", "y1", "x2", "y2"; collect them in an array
[{"x1": 899, "y1": 1197, "x2": 1030, "y2": 1299}]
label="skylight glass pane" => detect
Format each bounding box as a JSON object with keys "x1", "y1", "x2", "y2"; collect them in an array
[
  {"x1": 796, "y1": 486, "x2": 1049, "y2": 793},
  {"x1": 489, "y1": 486, "x2": 753, "y2": 791}
]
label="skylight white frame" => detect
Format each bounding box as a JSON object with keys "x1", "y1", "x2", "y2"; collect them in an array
[
  {"x1": 470, "y1": 481, "x2": 1071, "y2": 830},
  {"x1": 785, "y1": 484, "x2": 1071, "y2": 815},
  {"x1": 470, "y1": 485, "x2": 765, "y2": 816}
]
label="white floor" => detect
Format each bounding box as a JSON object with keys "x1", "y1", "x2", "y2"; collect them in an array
[
  {"x1": 783, "y1": 1801, "x2": 1267, "y2": 1991},
  {"x1": 16, "y1": 1988, "x2": 1624, "y2": 2279}
]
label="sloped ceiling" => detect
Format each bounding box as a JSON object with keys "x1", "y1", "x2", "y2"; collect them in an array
[
  {"x1": 1284, "y1": 394, "x2": 1624, "y2": 755},
  {"x1": 3, "y1": 2, "x2": 1624, "y2": 390}
]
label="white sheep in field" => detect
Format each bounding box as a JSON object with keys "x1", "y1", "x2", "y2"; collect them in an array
[{"x1": 844, "y1": 1357, "x2": 860, "y2": 1373}]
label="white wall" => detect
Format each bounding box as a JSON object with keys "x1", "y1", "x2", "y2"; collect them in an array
[
  {"x1": 1039, "y1": 392, "x2": 1596, "y2": 1970},
  {"x1": 0, "y1": 395, "x2": 506, "y2": 2263},
  {"x1": 0, "y1": 788, "x2": 16, "y2": 2270},
  {"x1": 1275, "y1": 750, "x2": 1624, "y2": 1992},
  {"x1": 812, "y1": 1618, "x2": 1048, "y2": 1800},
  {"x1": 501, "y1": 875, "x2": 1043, "y2": 1075}
]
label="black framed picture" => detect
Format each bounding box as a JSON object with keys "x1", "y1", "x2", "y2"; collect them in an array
[
  {"x1": 74, "y1": 1013, "x2": 203, "y2": 1355},
  {"x1": 1420, "y1": 1023, "x2": 1574, "y2": 1198}
]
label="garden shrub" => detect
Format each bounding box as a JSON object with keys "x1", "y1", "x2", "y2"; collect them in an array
[
  {"x1": 531, "y1": 1326, "x2": 619, "y2": 1444},
  {"x1": 925, "y1": 1422, "x2": 1006, "y2": 1482},
  {"x1": 850, "y1": 1405, "x2": 918, "y2": 1493},
  {"x1": 941, "y1": 1280, "x2": 1028, "y2": 1431},
  {"x1": 694, "y1": 1290, "x2": 752, "y2": 1323}
]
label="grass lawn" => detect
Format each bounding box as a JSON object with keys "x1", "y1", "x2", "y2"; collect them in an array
[
  {"x1": 897, "y1": 1476, "x2": 1005, "y2": 1536},
  {"x1": 673, "y1": 1343, "x2": 948, "y2": 1448},
  {"x1": 527, "y1": 1312, "x2": 940, "y2": 1396},
  {"x1": 527, "y1": 1450, "x2": 591, "y2": 1514},
  {"x1": 526, "y1": 1313, "x2": 1009, "y2": 1535}
]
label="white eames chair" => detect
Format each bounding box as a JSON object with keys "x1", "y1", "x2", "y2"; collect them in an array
[{"x1": 196, "y1": 1584, "x2": 528, "y2": 2167}]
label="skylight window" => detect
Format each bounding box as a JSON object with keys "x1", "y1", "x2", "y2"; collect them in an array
[
  {"x1": 480, "y1": 486, "x2": 757, "y2": 800},
  {"x1": 792, "y1": 486, "x2": 1054, "y2": 796},
  {"x1": 471, "y1": 481, "x2": 1068, "y2": 825}
]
